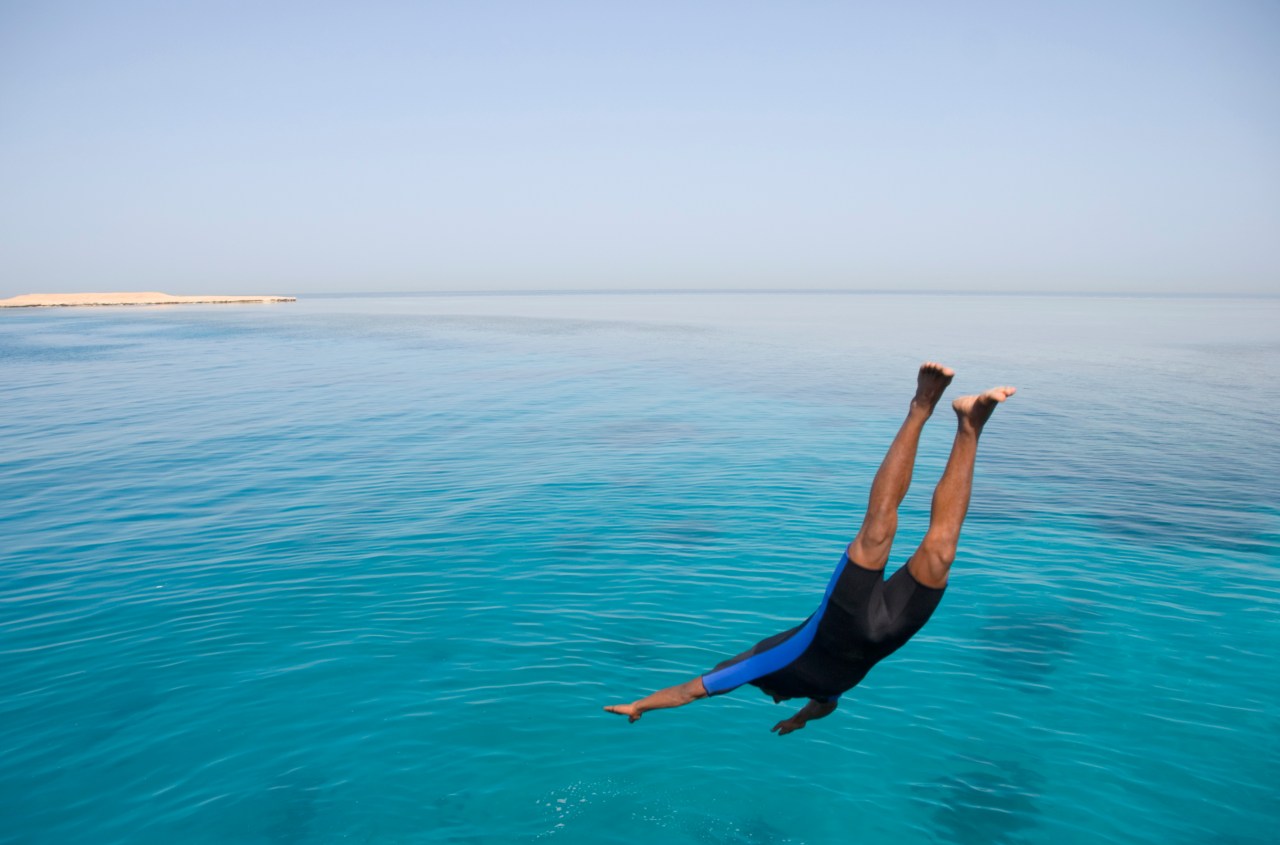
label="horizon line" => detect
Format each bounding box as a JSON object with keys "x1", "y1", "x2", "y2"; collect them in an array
[{"x1": 295, "y1": 287, "x2": 1280, "y2": 300}]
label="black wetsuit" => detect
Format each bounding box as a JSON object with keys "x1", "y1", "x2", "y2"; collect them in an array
[{"x1": 700, "y1": 552, "x2": 945, "y2": 702}]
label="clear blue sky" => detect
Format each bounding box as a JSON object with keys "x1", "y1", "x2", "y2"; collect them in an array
[{"x1": 2, "y1": 1, "x2": 1277, "y2": 294}]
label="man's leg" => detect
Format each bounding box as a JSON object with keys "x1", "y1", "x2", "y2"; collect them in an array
[
  {"x1": 907, "y1": 387, "x2": 1016, "y2": 589},
  {"x1": 847, "y1": 362, "x2": 955, "y2": 570}
]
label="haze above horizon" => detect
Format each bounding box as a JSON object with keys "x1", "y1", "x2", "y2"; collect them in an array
[{"x1": 2, "y1": 1, "x2": 1277, "y2": 296}]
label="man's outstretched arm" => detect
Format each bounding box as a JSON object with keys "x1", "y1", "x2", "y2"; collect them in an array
[
  {"x1": 604, "y1": 677, "x2": 708, "y2": 723},
  {"x1": 771, "y1": 698, "x2": 838, "y2": 735}
]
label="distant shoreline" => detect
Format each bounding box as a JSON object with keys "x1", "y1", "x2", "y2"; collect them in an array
[{"x1": 0, "y1": 292, "x2": 297, "y2": 308}]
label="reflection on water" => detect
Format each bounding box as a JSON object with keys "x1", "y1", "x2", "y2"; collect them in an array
[
  {"x1": 916, "y1": 759, "x2": 1043, "y2": 845},
  {"x1": 975, "y1": 605, "x2": 1082, "y2": 693},
  {"x1": 262, "y1": 770, "x2": 325, "y2": 845}
]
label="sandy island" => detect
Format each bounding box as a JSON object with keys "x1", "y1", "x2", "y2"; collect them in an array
[{"x1": 0, "y1": 291, "x2": 297, "y2": 308}]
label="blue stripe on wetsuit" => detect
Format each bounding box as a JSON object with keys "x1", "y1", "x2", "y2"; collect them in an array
[{"x1": 700, "y1": 552, "x2": 852, "y2": 696}]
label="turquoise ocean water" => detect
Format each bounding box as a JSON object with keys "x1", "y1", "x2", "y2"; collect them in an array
[{"x1": 2, "y1": 292, "x2": 1277, "y2": 844}]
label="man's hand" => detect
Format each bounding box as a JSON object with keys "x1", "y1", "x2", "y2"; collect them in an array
[
  {"x1": 771, "y1": 716, "x2": 807, "y2": 735},
  {"x1": 770, "y1": 697, "x2": 837, "y2": 735},
  {"x1": 604, "y1": 702, "x2": 643, "y2": 723}
]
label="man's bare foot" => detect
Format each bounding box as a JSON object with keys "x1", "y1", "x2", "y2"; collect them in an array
[
  {"x1": 953, "y1": 386, "x2": 1016, "y2": 432},
  {"x1": 912, "y1": 362, "x2": 956, "y2": 413},
  {"x1": 604, "y1": 703, "x2": 642, "y2": 723}
]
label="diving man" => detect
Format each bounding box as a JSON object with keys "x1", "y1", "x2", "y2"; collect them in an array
[{"x1": 605, "y1": 363, "x2": 1015, "y2": 734}]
